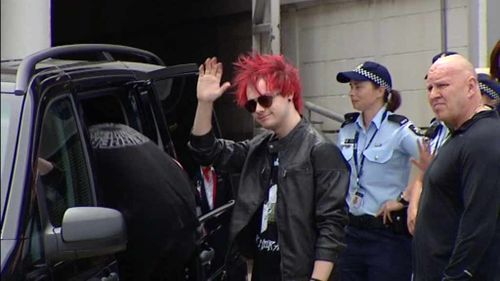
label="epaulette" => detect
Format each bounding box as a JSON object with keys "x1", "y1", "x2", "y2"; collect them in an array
[
  {"x1": 341, "y1": 112, "x2": 360, "y2": 128},
  {"x1": 388, "y1": 114, "x2": 424, "y2": 136},
  {"x1": 409, "y1": 124, "x2": 425, "y2": 136},
  {"x1": 387, "y1": 114, "x2": 409, "y2": 126}
]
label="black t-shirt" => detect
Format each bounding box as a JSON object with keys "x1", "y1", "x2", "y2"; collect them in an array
[
  {"x1": 413, "y1": 110, "x2": 500, "y2": 281},
  {"x1": 252, "y1": 154, "x2": 281, "y2": 281}
]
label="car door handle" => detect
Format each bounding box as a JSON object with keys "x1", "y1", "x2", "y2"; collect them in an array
[{"x1": 100, "y1": 272, "x2": 119, "y2": 281}]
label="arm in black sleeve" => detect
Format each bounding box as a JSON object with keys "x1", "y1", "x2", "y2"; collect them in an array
[
  {"x1": 312, "y1": 142, "x2": 350, "y2": 263},
  {"x1": 188, "y1": 130, "x2": 251, "y2": 174}
]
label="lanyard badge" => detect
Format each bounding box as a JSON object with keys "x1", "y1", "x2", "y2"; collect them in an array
[{"x1": 351, "y1": 190, "x2": 364, "y2": 208}]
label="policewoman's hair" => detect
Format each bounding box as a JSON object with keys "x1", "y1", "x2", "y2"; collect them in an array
[
  {"x1": 336, "y1": 61, "x2": 401, "y2": 112},
  {"x1": 490, "y1": 40, "x2": 500, "y2": 81},
  {"x1": 381, "y1": 87, "x2": 401, "y2": 112}
]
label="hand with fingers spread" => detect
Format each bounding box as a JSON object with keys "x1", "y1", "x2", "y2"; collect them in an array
[
  {"x1": 377, "y1": 200, "x2": 405, "y2": 224},
  {"x1": 411, "y1": 138, "x2": 433, "y2": 173},
  {"x1": 197, "y1": 57, "x2": 231, "y2": 103}
]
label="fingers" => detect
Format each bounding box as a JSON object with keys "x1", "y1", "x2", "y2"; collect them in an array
[
  {"x1": 385, "y1": 212, "x2": 393, "y2": 223},
  {"x1": 381, "y1": 210, "x2": 392, "y2": 224},
  {"x1": 207, "y1": 57, "x2": 218, "y2": 75},
  {"x1": 220, "y1": 82, "x2": 231, "y2": 94},
  {"x1": 215, "y1": 62, "x2": 223, "y2": 79},
  {"x1": 204, "y1": 57, "x2": 211, "y2": 74},
  {"x1": 198, "y1": 64, "x2": 204, "y2": 78},
  {"x1": 376, "y1": 205, "x2": 389, "y2": 224},
  {"x1": 199, "y1": 57, "x2": 226, "y2": 82}
]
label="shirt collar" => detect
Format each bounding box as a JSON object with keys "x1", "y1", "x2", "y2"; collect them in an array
[
  {"x1": 355, "y1": 106, "x2": 387, "y2": 130},
  {"x1": 452, "y1": 109, "x2": 498, "y2": 135}
]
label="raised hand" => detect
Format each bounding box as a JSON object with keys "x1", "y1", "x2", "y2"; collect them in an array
[
  {"x1": 197, "y1": 57, "x2": 231, "y2": 103},
  {"x1": 411, "y1": 138, "x2": 434, "y2": 173}
]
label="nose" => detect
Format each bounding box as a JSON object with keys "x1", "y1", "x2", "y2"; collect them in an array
[
  {"x1": 349, "y1": 89, "x2": 358, "y2": 100},
  {"x1": 428, "y1": 86, "x2": 440, "y2": 100},
  {"x1": 254, "y1": 101, "x2": 265, "y2": 113}
]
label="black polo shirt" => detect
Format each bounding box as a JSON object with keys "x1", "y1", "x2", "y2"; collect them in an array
[{"x1": 413, "y1": 110, "x2": 500, "y2": 281}]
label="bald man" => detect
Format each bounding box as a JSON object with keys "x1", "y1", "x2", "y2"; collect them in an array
[{"x1": 413, "y1": 55, "x2": 500, "y2": 281}]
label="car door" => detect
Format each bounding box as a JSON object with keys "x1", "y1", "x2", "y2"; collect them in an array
[
  {"x1": 23, "y1": 93, "x2": 120, "y2": 281},
  {"x1": 138, "y1": 63, "x2": 201, "y2": 173}
]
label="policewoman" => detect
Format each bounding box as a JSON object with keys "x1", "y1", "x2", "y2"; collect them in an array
[
  {"x1": 336, "y1": 61, "x2": 421, "y2": 281},
  {"x1": 478, "y1": 73, "x2": 500, "y2": 109}
]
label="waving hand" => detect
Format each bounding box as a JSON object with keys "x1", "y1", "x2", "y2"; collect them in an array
[{"x1": 197, "y1": 57, "x2": 231, "y2": 103}]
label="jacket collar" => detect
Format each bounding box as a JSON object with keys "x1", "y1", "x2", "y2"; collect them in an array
[{"x1": 268, "y1": 118, "x2": 308, "y2": 154}]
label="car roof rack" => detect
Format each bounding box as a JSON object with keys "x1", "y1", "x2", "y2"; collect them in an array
[{"x1": 15, "y1": 44, "x2": 165, "y2": 95}]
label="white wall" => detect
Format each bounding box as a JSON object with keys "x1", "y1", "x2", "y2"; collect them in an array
[
  {"x1": 281, "y1": 0, "x2": 469, "y2": 129},
  {"x1": 1, "y1": 0, "x2": 51, "y2": 60}
]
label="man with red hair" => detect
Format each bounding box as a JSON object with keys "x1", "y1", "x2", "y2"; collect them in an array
[{"x1": 189, "y1": 54, "x2": 350, "y2": 281}]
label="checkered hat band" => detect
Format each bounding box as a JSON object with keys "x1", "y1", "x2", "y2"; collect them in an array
[
  {"x1": 354, "y1": 68, "x2": 391, "y2": 92},
  {"x1": 479, "y1": 83, "x2": 500, "y2": 100}
]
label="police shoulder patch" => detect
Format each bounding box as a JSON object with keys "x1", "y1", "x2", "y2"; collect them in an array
[
  {"x1": 342, "y1": 112, "x2": 360, "y2": 128},
  {"x1": 388, "y1": 114, "x2": 409, "y2": 126}
]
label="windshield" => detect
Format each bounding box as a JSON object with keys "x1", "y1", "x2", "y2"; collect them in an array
[{"x1": 1, "y1": 89, "x2": 23, "y2": 226}]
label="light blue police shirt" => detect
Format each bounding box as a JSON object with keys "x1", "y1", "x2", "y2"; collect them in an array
[
  {"x1": 429, "y1": 120, "x2": 450, "y2": 155},
  {"x1": 338, "y1": 107, "x2": 422, "y2": 216}
]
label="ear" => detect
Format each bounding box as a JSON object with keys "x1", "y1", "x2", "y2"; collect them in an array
[
  {"x1": 375, "y1": 86, "x2": 386, "y2": 99},
  {"x1": 466, "y1": 76, "x2": 479, "y2": 99}
]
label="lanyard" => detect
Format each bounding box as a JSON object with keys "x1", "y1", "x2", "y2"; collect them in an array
[{"x1": 353, "y1": 111, "x2": 387, "y2": 186}]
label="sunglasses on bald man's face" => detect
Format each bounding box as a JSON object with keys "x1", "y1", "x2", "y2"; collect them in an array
[{"x1": 244, "y1": 94, "x2": 279, "y2": 113}]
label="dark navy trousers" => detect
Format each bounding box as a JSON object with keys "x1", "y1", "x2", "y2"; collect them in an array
[{"x1": 338, "y1": 226, "x2": 412, "y2": 281}]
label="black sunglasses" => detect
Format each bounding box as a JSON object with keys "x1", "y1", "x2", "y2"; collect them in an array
[{"x1": 244, "y1": 94, "x2": 278, "y2": 113}]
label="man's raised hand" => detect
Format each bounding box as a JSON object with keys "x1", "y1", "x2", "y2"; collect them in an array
[{"x1": 197, "y1": 57, "x2": 231, "y2": 103}]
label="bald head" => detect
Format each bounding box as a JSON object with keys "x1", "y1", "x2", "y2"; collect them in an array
[
  {"x1": 426, "y1": 54, "x2": 482, "y2": 129},
  {"x1": 430, "y1": 54, "x2": 477, "y2": 81}
]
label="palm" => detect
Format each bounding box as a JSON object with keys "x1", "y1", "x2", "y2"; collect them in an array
[
  {"x1": 411, "y1": 139, "x2": 434, "y2": 172},
  {"x1": 197, "y1": 57, "x2": 230, "y2": 102}
]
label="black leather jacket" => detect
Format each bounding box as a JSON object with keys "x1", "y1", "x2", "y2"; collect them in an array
[{"x1": 189, "y1": 119, "x2": 350, "y2": 280}]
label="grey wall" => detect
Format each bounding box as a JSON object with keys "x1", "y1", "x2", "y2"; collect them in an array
[
  {"x1": 281, "y1": 0, "x2": 470, "y2": 129},
  {"x1": 1, "y1": 0, "x2": 51, "y2": 59},
  {"x1": 487, "y1": 0, "x2": 500, "y2": 60}
]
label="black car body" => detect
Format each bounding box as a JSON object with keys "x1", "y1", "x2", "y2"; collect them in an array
[{"x1": 0, "y1": 44, "x2": 200, "y2": 280}]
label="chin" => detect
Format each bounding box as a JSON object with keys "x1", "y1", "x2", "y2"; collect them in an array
[{"x1": 258, "y1": 120, "x2": 277, "y2": 131}]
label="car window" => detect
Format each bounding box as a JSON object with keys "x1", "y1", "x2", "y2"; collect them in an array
[
  {"x1": 134, "y1": 89, "x2": 161, "y2": 144},
  {"x1": 37, "y1": 97, "x2": 93, "y2": 227},
  {"x1": 79, "y1": 87, "x2": 161, "y2": 146}
]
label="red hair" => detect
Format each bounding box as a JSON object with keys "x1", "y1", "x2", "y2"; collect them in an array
[{"x1": 232, "y1": 53, "x2": 303, "y2": 114}]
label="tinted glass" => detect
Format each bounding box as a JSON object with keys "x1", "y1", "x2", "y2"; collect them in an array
[{"x1": 38, "y1": 97, "x2": 93, "y2": 227}]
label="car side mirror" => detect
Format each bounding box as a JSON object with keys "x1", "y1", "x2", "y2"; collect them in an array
[{"x1": 44, "y1": 207, "x2": 127, "y2": 263}]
